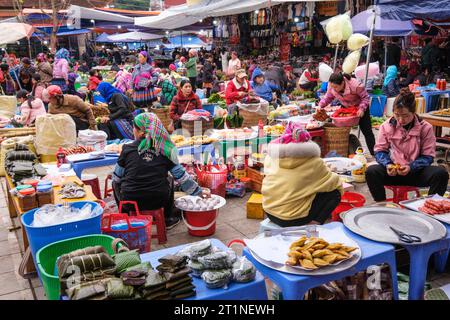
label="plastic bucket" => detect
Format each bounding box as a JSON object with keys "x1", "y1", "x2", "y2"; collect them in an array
[
  {"x1": 202, "y1": 104, "x2": 217, "y2": 117},
  {"x1": 331, "y1": 192, "x2": 366, "y2": 221},
  {"x1": 182, "y1": 209, "x2": 218, "y2": 237}
]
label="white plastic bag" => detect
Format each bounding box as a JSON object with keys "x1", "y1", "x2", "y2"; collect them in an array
[
  {"x1": 324, "y1": 13, "x2": 352, "y2": 44},
  {"x1": 343, "y1": 50, "x2": 361, "y2": 74},
  {"x1": 355, "y1": 62, "x2": 380, "y2": 80},
  {"x1": 347, "y1": 33, "x2": 370, "y2": 51},
  {"x1": 319, "y1": 63, "x2": 334, "y2": 82},
  {"x1": 35, "y1": 114, "x2": 77, "y2": 155}
]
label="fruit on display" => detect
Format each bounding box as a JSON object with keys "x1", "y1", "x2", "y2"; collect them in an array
[{"x1": 263, "y1": 124, "x2": 285, "y2": 136}]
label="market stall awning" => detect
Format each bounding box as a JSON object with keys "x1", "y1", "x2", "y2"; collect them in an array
[
  {"x1": 375, "y1": 0, "x2": 450, "y2": 21},
  {"x1": 95, "y1": 32, "x2": 114, "y2": 42},
  {"x1": 0, "y1": 22, "x2": 34, "y2": 45},
  {"x1": 107, "y1": 31, "x2": 164, "y2": 42},
  {"x1": 67, "y1": 5, "x2": 135, "y2": 23},
  {"x1": 351, "y1": 8, "x2": 414, "y2": 36}
]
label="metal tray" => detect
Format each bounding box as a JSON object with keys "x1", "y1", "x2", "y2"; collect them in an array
[
  {"x1": 400, "y1": 195, "x2": 450, "y2": 225},
  {"x1": 342, "y1": 207, "x2": 447, "y2": 245},
  {"x1": 247, "y1": 227, "x2": 362, "y2": 276}
]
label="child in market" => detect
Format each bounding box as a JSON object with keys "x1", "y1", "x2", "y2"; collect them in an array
[
  {"x1": 88, "y1": 69, "x2": 101, "y2": 91},
  {"x1": 14, "y1": 89, "x2": 47, "y2": 127}
]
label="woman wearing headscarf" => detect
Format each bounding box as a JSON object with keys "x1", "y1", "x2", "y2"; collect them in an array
[
  {"x1": 113, "y1": 67, "x2": 132, "y2": 94},
  {"x1": 262, "y1": 123, "x2": 343, "y2": 227},
  {"x1": 35, "y1": 53, "x2": 53, "y2": 84},
  {"x1": 52, "y1": 48, "x2": 70, "y2": 92},
  {"x1": 43, "y1": 85, "x2": 97, "y2": 131},
  {"x1": 113, "y1": 112, "x2": 207, "y2": 229},
  {"x1": 97, "y1": 82, "x2": 134, "y2": 140},
  {"x1": 382, "y1": 65, "x2": 400, "y2": 98},
  {"x1": 129, "y1": 51, "x2": 157, "y2": 108}
]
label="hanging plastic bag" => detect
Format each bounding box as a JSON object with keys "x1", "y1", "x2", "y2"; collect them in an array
[
  {"x1": 355, "y1": 62, "x2": 380, "y2": 80},
  {"x1": 319, "y1": 63, "x2": 334, "y2": 82},
  {"x1": 341, "y1": 14, "x2": 353, "y2": 41},
  {"x1": 325, "y1": 16, "x2": 343, "y2": 44},
  {"x1": 347, "y1": 34, "x2": 370, "y2": 51},
  {"x1": 343, "y1": 50, "x2": 361, "y2": 74}
]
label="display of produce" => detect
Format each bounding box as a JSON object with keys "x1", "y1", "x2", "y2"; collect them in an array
[
  {"x1": 62, "y1": 146, "x2": 95, "y2": 155},
  {"x1": 175, "y1": 195, "x2": 222, "y2": 211},
  {"x1": 313, "y1": 109, "x2": 329, "y2": 122},
  {"x1": 269, "y1": 105, "x2": 300, "y2": 120},
  {"x1": 371, "y1": 116, "x2": 387, "y2": 128},
  {"x1": 263, "y1": 124, "x2": 285, "y2": 136},
  {"x1": 285, "y1": 236, "x2": 358, "y2": 270},
  {"x1": 419, "y1": 199, "x2": 450, "y2": 215},
  {"x1": 211, "y1": 128, "x2": 256, "y2": 140},
  {"x1": 171, "y1": 135, "x2": 218, "y2": 148},
  {"x1": 332, "y1": 106, "x2": 359, "y2": 118}
]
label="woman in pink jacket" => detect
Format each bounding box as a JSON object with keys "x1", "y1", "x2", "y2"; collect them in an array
[
  {"x1": 15, "y1": 90, "x2": 47, "y2": 126},
  {"x1": 366, "y1": 88, "x2": 448, "y2": 201},
  {"x1": 318, "y1": 72, "x2": 375, "y2": 155},
  {"x1": 52, "y1": 48, "x2": 70, "y2": 93}
]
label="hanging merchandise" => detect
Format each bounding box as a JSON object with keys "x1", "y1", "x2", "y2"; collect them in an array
[
  {"x1": 355, "y1": 62, "x2": 380, "y2": 80},
  {"x1": 343, "y1": 50, "x2": 361, "y2": 74},
  {"x1": 341, "y1": 14, "x2": 353, "y2": 40},
  {"x1": 319, "y1": 62, "x2": 334, "y2": 82},
  {"x1": 347, "y1": 33, "x2": 369, "y2": 51}
]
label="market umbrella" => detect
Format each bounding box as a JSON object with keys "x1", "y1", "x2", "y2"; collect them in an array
[
  {"x1": 351, "y1": 8, "x2": 413, "y2": 36},
  {"x1": 0, "y1": 22, "x2": 35, "y2": 45}
]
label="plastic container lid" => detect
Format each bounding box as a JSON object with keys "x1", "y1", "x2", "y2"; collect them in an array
[
  {"x1": 37, "y1": 185, "x2": 53, "y2": 193},
  {"x1": 16, "y1": 184, "x2": 33, "y2": 191},
  {"x1": 22, "y1": 179, "x2": 39, "y2": 187},
  {"x1": 19, "y1": 188, "x2": 35, "y2": 196},
  {"x1": 38, "y1": 180, "x2": 52, "y2": 186}
]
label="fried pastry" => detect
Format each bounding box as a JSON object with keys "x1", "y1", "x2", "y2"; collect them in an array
[
  {"x1": 313, "y1": 258, "x2": 329, "y2": 267},
  {"x1": 300, "y1": 259, "x2": 318, "y2": 270}
]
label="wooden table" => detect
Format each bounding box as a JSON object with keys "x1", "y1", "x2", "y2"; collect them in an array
[
  {"x1": 5, "y1": 174, "x2": 97, "y2": 274},
  {"x1": 419, "y1": 113, "x2": 450, "y2": 137}
]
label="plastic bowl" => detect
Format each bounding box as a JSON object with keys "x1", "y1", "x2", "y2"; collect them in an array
[{"x1": 331, "y1": 115, "x2": 360, "y2": 127}]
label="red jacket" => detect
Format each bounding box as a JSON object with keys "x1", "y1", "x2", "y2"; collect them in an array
[
  {"x1": 88, "y1": 76, "x2": 101, "y2": 91},
  {"x1": 170, "y1": 91, "x2": 202, "y2": 121},
  {"x1": 225, "y1": 78, "x2": 252, "y2": 105}
]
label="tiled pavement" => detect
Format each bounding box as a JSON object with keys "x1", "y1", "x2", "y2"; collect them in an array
[{"x1": 1, "y1": 131, "x2": 450, "y2": 299}]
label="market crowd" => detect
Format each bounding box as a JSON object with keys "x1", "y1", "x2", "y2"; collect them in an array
[{"x1": 0, "y1": 35, "x2": 448, "y2": 227}]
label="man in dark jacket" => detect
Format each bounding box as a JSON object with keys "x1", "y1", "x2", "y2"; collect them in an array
[
  {"x1": 422, "y1": 38, "x2": 440, "y2": 71},
  {"x1": 201, "y1": 53, "x2": 215, "y2": 98},
  {"x1": 264, "y1": 63, "x2": 287, "y2": 92},
  {"x1": 386, "y1": 37, "x2": 401, "y2": 68}
]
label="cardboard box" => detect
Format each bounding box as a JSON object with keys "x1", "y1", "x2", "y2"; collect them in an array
[
  {"x1": 247, "y1": 167, "x2": 264, "y2": 193},
  {"x1": 247, "y1": 192, "x2": 264, "y2": 219}
]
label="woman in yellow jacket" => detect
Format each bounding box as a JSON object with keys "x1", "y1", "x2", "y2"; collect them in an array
[{"x1": 262, "y1": 124, "x2": 343, "y2": 226}]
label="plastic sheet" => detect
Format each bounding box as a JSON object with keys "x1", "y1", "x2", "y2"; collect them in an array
[
  {"x1": 32, "y1": 203, "x2": 99, "y2": 227},
  {"x1": 343, "y1": 50, "x2": 361, "y2": 74}
]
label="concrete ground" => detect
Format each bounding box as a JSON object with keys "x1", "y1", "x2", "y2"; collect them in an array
[{"x1": 1, "y1": 128, "x2": 450, "y2": 299}]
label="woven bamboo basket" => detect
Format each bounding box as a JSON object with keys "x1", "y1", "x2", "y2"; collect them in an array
[
  {"x1": 0, "y1": 127, "x2": 36, "y2": 138},
  {"x1": 324, "y1": 126, "x2": 351, "y2": 157},
  {"x1": 238, "y1": 108, "x2": 268, "y2": 128},
  {"x1": 181, "y1": 118, "x2": 213, "y2": 136},
  {"x1": 151, "y1": 107, "x2": 172, "y2": 131}
]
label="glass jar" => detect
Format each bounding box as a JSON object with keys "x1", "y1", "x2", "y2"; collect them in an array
[
  {"x1": 37, "y1": 184, "x2": 54, "y2": 207},
  {"x1": 18, "y1": 188, "x2": 37, "y2": 211}
]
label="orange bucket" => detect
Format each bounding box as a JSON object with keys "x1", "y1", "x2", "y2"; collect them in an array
[{"x1": 182, "y1": 209, "x2": 218, "y2": 237}]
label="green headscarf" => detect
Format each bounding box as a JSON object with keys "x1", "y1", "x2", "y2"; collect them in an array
[{"x1": 133, "y1": 112, "x2": 178, "y2": 164}]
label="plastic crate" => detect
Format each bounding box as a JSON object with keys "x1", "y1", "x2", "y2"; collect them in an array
[
  {"x1": 36, "y1": 234, "x2": 118, "y2": 300},
  {"x1": 21, "y1": 201, "x2": 103, "y2": 270}
]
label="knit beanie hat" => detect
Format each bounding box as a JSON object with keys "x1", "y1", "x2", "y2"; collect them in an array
[{"x1": 271, "y1": 122, "x2": 311, "y2": 144}]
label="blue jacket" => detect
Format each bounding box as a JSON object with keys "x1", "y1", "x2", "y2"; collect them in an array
[{"x1": 250, "y1": 68, "x2": 279, "y2": 103}]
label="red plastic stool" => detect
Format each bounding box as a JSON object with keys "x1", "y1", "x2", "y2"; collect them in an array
[
  {"x1": 308, "y1": 128, "x2": 327, "y2": 157},
  {"x1": 121, "y1": 201, "x2": 167, "y2": 245},
  {"x1": 331, "y1": 192, "x2": 366, "y2": 222},
  {"x1": 385, "y1": 186, "x2": 420, "y2": 204},
  {"x1": 104, "y1": 174, "x2": 114, "y2": 198},
  {"x1": 81, "y1": 174, "x2": 102, "y2": 200}
]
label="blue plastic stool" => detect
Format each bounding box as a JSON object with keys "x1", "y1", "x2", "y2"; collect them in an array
[
  {"x1": 369, "y1": 94, "x2": 387, "y2": 117},
  {"x1": 244, "y1": 222, "x2": 399, "y2": 300},
  {"x1": 419, "y1": 90, "x2": 450, "y2": 112}
]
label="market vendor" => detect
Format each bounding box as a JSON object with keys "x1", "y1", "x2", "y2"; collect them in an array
[
  {"x1": 318, "y1": 72, "x2": 376, "y2": 156},
  {"x1": 225, "y1": 69, "x2": 253, "y2": 113},
  {"x1": 43, "y1": 85, "x2": 97, "y2": 131},
  {"x1": 97, "y1": 82, "x2": 134, "y2": 140},
  {"x1": 113, "y1": 112, "x2": 208, "y2": 229},
  {"x1": 262, "y1": 124, "x2": 342, "y2": 227},
  {"x1": 366, "y1": 88, "x2": 449, "y2": 201},
  {"x1": 35, "y1": 53, "x2": 53, "y2": 84},
  {"x1": 250, "y1": 67, "x2": 280, "y2": 105},
  {"x1": 298, "y1": 64, "x2": 319, "y2": 92},
  {"x1": 170, "y1": 79, "x2": 202, "y2": 129},
  {"x1": 382, "y1": 65, "x2": 400, "y2": 98}
]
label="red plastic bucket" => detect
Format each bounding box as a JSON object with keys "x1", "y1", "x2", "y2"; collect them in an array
[
  {"x1": 195, "y1": 165, "x2": 228, "y2": 198},
  {"x1": 332, "y1": 192, "x2": 366, "y2": 222},
  {"x1": 182, "y1": 209, "x2": 218, "y2": 237}
]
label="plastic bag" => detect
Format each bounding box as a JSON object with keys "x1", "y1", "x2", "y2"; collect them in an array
[
  {"x1": 198, "y1": 252, "x2": 229, "y2": 270},
  {"x1": 186, "y1": 239, "x2": 212, "y2": 260},
  {"x1": 325, "y1": 16, "x2": 344, "y2": 44},
  {"x1": 319, "y1": 63, "x2": 333, "y2": 82},
  {"x1": 0, "y1": 96, "x2": 18, "y2": 119},
  {"x1": 341, "y1": 14, "x2": 353, "y2": 41},
  {"x1": 237, "y1": 99, "x2": 269, "y2": 116},
  {"x1": 355, "y1": 62, "x2": 380, "y2": 80},
  {"x1": 201, "y1": 269, "x2": 232, "y2": 289},
  {"x1": 347, "y1": 34, "x2": 369, "y2": 51},
  {"x1": 32, "y1": 203, "x2": 97, "y2": 227},
  {"x1": 35, "y1": 114, "x2": 76, "y2": 155},
  {"x1": 232, "y1": 257, "x2": 257, "y2": 283},
  {"x1": 188, "y1": 260, "x2": 205, "y2": 278},
  {"x1": 343, "y1": 50, "x2": 361, "y2": 74}
]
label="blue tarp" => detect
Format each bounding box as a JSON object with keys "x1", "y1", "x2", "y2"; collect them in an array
[
  {"x1": 351, "y1": 8, "x2": 413, "y2": 36},
  {"x1": 33, "y1": 26, "x2": 91, "y2": 37},
  {"x1": 375, "y1": 0, "x2": 450, "y2": 21},
  {"x1": 167, "y1": 35, "x2": 206, "y2": 48},
  {"x1": 95, "y1": 32, "x2": 115, "y2": 43}
]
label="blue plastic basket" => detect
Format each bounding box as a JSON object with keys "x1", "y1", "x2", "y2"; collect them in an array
[
  {"x1": 21, "y1": 201, "x2": 103, "y2": 270},
  {"x1": 202, "y1": 104, "x2": 217, "y2": 117}
]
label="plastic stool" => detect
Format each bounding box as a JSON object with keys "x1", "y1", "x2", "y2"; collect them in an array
[
  {"x1": 385, "y1": 186, "x2": 420, "y2": 204},
  {"x1": 81, "y1": 173, "x2": 102, "y2": 200},
  {"x1": 104, "y1": 174, "x2": 113, "y2": 198},
  {"x1": 331, "y1": 192, "x2": 366, "y2": 222},
  {"x1": 123, "y1": 201, "x2": 167, "y2": 245}
]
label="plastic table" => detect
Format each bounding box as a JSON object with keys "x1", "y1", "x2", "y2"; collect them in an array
[
  {"x1": 140, "y1": 238, "x2": 268, "y2": 300},
  {"x1": 69, "y1": 144, "x2": 217, "y2": 178},
  {"x1": 243, "y1": 222, "x2": 399, "y2": 300}
]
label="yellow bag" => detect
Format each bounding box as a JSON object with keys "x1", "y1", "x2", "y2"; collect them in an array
[
  {"x1": 35, "y1": 114, "x2": 77, "y2": 155},
  {"x1": 347, "y1": 34, "x2": 370, "y2": 51},
  {"x1": 0, "y1": 135, "x2": 35, "y2": 176},
  {"x1": 343, "y1": 50, "x2": 361, "y2": 74},
  {"x1": 0, "y1": 96, "x2": 18, "y2": 119}
]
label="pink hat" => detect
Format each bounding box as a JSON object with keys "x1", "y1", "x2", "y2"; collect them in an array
[
  {"x1": 169, "y1": 64, "x2": 176, "y2": 71},
  {"x1": 272, "y1": 123, "x2": 311, "y2": 144}
]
